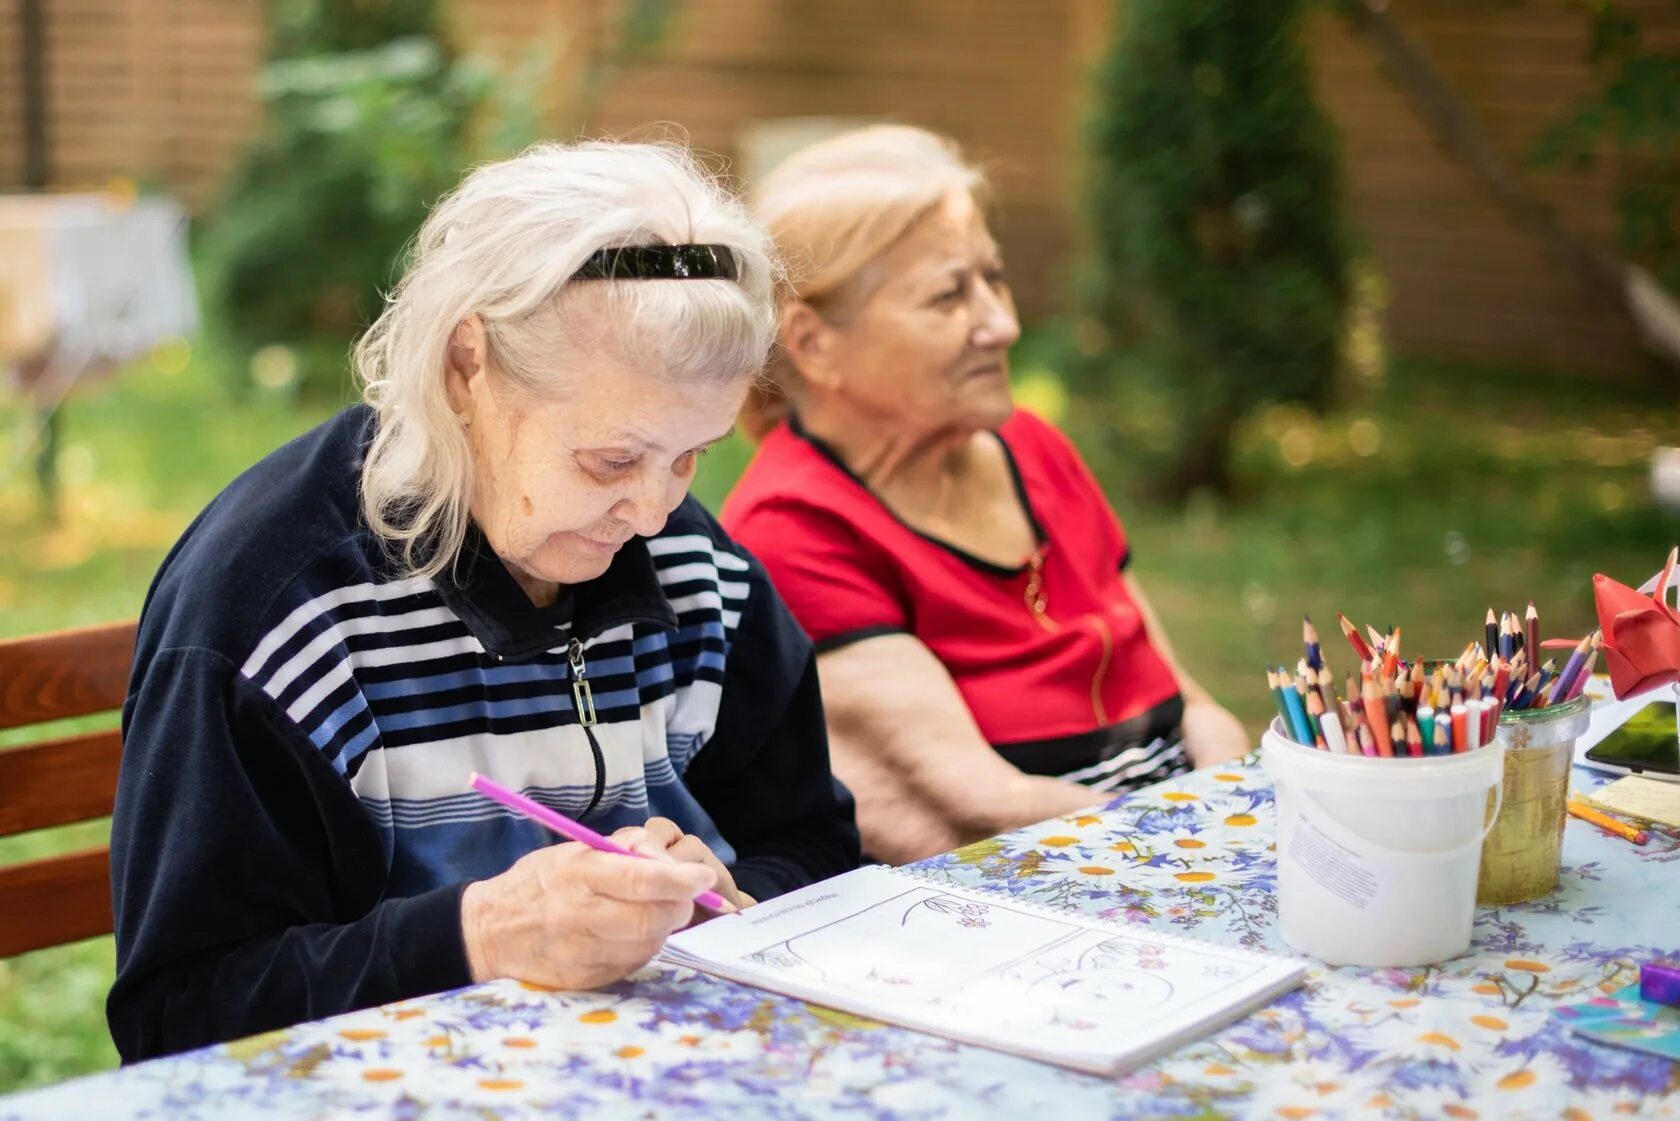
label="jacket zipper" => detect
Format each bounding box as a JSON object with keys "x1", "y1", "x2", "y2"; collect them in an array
[
  {"x1": 568, "y1": 638, "x2": 607, "y2": 816},
  {"x1": 1022, "y1": 545, "x2": 1110, "y2": 726}
]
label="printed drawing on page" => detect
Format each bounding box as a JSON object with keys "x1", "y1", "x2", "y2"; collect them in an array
[{"x1": 739, "y1": 886, "x2": 1268, "y2": 1032}]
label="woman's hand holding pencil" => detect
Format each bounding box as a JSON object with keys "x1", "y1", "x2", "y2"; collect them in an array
[
  {"x1": 613, "y1": 817, "x2": 755, "y2": 911},
  {"x1": 459, "y1": 774, "x2": 745, "y2": 991}
]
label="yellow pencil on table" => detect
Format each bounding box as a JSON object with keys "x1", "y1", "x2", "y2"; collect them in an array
[{"x1": 1567, "y1": 799, "x2": 1648, "y2": 845}]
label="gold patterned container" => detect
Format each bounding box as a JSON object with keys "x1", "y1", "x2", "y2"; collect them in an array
[{"x1": 1476, "y1": 695, "x2": 1591, "y2": 906}]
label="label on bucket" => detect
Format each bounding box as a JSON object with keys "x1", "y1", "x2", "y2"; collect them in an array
[{"x1": 1287, "y1": 809, "x2": 1389, "y2": 911}]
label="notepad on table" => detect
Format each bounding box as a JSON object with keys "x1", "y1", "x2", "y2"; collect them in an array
[
  {"x1": 661, "y1": 865, "x2": 1307, "y2": 1076},
  {"x1": 1585, "y1": 775, "x2": 1680, "y2": 830}
]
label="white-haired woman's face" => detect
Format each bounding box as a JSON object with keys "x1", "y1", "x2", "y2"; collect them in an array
[
  {"x1": 447, "y1": 319, "x2": 746, "y2": 596},
  {"x1": 808, "y1": 189, "x2": 1020, "y2": 433}
]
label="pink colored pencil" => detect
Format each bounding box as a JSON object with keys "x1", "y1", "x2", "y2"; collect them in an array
[{"x1": 468, "y1": 772, "x2": 729, "y2": 911}]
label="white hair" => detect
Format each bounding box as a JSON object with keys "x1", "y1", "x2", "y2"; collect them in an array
[{"x1": 355, "y1": 139, "x2": 777, "y2": 580}]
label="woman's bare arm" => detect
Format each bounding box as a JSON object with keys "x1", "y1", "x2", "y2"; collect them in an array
[
  {"x1": 1123, "y1": 573, "x2": 1250, "y2": 765},
  {"x1": 816, "y1": 634, "x2": 1102, "y2": 863}
]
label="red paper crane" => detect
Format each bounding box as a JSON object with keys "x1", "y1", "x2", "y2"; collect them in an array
[{"x1": 1593, "y1": 547, "x2": 1680, "y2": 700}]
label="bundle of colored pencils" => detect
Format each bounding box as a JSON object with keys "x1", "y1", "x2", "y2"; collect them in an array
[{"x1": 1266, "y1": 606, "x2": 1602, "y2": 757}]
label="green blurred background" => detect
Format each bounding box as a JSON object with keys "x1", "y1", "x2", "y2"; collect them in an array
[{"x1": 3, "y1": 0, "x2": 1678, "y2": 1096}]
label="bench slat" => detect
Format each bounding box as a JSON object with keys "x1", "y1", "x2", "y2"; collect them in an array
[
  {"x1": 0, "y1": 620, "x2": 137, "y2": 729},
  {"x1": 0, "y1": 729, "x2": 123, "y2": 837},
  {"x1": 0, "y1": 848, "x2": 113, "y2": 957}
]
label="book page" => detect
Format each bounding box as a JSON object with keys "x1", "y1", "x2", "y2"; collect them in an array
[{"x1": 664, "y1": 866, "x2": 1303, "y2": 1074}]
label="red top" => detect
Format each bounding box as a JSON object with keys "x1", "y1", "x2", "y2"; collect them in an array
[{"x1": 722, "y1": 410, "x2": 1184, "y2": 778}]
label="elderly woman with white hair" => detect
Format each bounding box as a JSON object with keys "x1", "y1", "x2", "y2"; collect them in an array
[{"x1": 108, "y1": 141, "x2": 860, "y2": 1061}]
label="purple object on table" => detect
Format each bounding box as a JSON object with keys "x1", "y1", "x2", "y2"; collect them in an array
[{"x1": 1642, "y1": 960, "x2": 1680, "y2": 1008}]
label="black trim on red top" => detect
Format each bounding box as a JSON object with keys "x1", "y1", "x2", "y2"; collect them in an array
[
  {"x1": 993, "y1": 694, "x2": 1184, "y2": 777},
  {"x1": 786, "y1": 412, "x2": 1046, "y2": 579},
  {"x1": 812, "y1": 624, "x2": 910, "y2": 656}
]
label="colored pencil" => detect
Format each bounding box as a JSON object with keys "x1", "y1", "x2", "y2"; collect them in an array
[
  {"x1": 1362, "y1": 673, "x2": 1395, "y2": 757},
  {"x1": 1267, "y1": 668, "x2": 1293, "y2": 732},
  {"x1": 1303, "y1": 617, "x2": 1323, "y2": 671},
  {"x1": 1434, "y1": 713, "x2": 1452, "y2": 755},
  {"x1": 1338, "y1": 613, "x2": 1373, "y2": 662},
  {"x1": 1567, "y1": 799, "x2": 1647, "y2": 845},
  {"x1": 1553, "y1": 632, "x2": 1594, "y2": 701},
  {"x1": 1316, "y1": 665, "x2": 1339, "y2": 718},
  {"x1": 1320, "y1": 706, "x2": 1349, "y2": 754},
  {"x1": 1299, "y1": 672, "x2": 1327, "y2": 748},
  {"x1": 1563, "y1": 634, "x2": 1602, "y2": 701},
  {"x1": 1280, "y1": 671, "x2": 1315, "y2": 746},
  {"x1": 468, "y1": 772, "x2": 730, "y2": 911},
  {"x1": 1404, "y1": 714, "x2": 1424, "y2": 758},
  {"x1": 1304, "y1": 687, "x2": 1330, "y2": 749},
  {"x1": 1357, "y1": 720, "x2": 1378, "y2": 757},
  {"x1": 1525, "y1": 602, "x2": 1540, "y2": 663}
]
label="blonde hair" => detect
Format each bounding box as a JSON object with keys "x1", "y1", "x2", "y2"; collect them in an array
[
  {"x1": 355, "y1": 140, "x2": 776, "y2": 580},
  {"x1": 744, "y1": 124, "x2": 985, "y2": 437}
]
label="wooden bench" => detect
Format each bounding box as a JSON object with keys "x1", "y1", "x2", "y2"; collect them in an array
[{"x1": 0, "y1": 620, "x2": 136, "y2": 957}]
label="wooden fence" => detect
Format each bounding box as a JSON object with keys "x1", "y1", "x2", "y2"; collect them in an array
[
  {"x1": 3, "y1": 0, "x2": 1674, "y2": 376},
  {"x1": 0, "y1": 0, "x2": 264, "y2": 208}
]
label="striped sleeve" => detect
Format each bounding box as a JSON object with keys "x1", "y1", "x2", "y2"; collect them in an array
[{"x1": 110, "y1": 645, "x2": 473, "y2": 1062}]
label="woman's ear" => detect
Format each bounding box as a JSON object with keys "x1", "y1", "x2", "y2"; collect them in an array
[
  {"x1": 781, "y1": 302, "x2": 841, "y2": 392},
  {"x1": 444, "y1": 315, "x2": 489, "y2": 418}
]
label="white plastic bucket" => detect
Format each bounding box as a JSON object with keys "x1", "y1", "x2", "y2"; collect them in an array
[{"x1": 1261, "y1": 719, "x2": 1505, "y2": 967}]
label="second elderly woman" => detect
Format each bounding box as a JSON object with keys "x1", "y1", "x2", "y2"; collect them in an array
[{"x1": 723, "y1": 125, "x2": 1249, "y2": 865}]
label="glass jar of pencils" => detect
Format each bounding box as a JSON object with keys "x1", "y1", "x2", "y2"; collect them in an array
[{"x1": 1475, "y1": 695, "x2": 1592, "y2": 906}]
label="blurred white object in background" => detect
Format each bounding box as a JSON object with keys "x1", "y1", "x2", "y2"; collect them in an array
[
  {"x1": 0, "y1": 191, "x2": 197, "y2": 508},
  {"x1": 0, "y1": 192, "x2": 197, "y2": 386},
  {"x1": 1652, "y1": 446, "x2": 1680, "y2": 513}
]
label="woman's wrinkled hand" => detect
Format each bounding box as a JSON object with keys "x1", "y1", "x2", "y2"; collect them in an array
[
  {"x1": 459, "y1": 821, "x2": 732, "y2": 989},
  {"x1": 609, "y1": 817, "x2": 755, "y2": 915}
]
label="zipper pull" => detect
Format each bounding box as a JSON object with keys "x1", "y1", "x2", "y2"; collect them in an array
[{"x1": 568, "y1": 637, "x2": 597, "y2": 727}]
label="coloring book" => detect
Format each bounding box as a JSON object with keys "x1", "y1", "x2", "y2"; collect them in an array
[{"x1": 662, "y1": 865, "x2": 1307, "y2": 1075}]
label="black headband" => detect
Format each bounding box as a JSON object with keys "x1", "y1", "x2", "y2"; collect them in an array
[{"x1": 571, "y1": 244, "x2": 740, "y2": 282}]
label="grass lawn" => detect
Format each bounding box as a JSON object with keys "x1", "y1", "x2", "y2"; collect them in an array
[
  {"x1": 0, "y1": 340, "x2": 340, "y2": 1093},
  {"x1": 2, "y1": 336, "x2": 1675, "y2": 1094}
]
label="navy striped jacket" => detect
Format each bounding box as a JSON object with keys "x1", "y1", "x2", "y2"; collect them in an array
[{"x1": 108, "y1": 406, "x2": 859, "y2": 1061}]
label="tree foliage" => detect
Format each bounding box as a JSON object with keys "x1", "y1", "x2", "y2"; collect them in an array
[
  {"x1": 1080, "y1": 0, "x2": 1355, "y2": 498},
  {"x1": 198, "y1": 1, "x2": 543, "y2": 395},
  {"x1": 1531, "y1": 0, "x2": 1680, "y2": 298}
]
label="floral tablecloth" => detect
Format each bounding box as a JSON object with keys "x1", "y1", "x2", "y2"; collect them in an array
[{"x1": 4, "y1": 760, "x2": 1677, "y2": 1120}]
